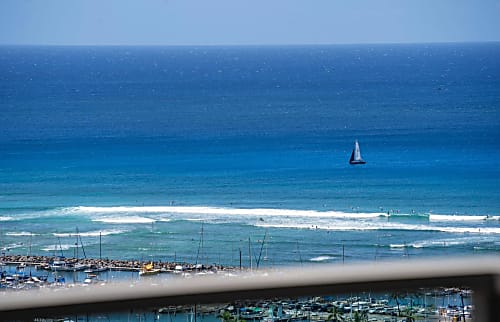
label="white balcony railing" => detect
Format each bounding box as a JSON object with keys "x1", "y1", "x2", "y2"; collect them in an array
[{"x1": 0, "y1": 256, "x2": 499, "y2": 321}]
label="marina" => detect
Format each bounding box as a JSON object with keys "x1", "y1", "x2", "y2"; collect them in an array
[
  {"x1": 1, "y1": 254, "x2": 475, "y2": 321},
  {"x1": 0, "y1": 254, "x2": 235, "y2": 284}
]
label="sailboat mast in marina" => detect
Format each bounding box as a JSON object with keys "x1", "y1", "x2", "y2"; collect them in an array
[{"x1": 349, "y1": 140, "x2": 366, "y2": 165}]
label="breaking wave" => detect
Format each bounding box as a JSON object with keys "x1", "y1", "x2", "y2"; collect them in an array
[
  {"x1": 309, "y1": 255, "x2": 335, "y2": 262},
  {"x1": 2, "y1": 205, "x2": 499, "y2": 234},
  {"x1": 52, "y1": 229, "x2": 126, "y2": 237},
  {"x1": 41, "y1": 244, "x2": 74, "y2": 252},
  {"x1": 92, "y1": 217, "x2": 156, "y2": 224},
  {"x1": 429, "y1": 214, "x2": 500, "y2": 221},
  {"x1": 70, "y1": 205, "x2": 387, "y2": 219},
  {"x1": 255, "y1": 222, "x2": 500, "y2": 234}
]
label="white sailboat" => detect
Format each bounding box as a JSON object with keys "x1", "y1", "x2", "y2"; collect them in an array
[{"x1": 349, "y1": 140, "x2": 366, "y2": 165}]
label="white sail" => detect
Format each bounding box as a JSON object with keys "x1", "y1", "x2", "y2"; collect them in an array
[
  {"x1": 354, "y1": 140, "x2": 362, "y2": 161},
  {"x1": 349, "y1": 140, "x2": 365, "y2": 164}
]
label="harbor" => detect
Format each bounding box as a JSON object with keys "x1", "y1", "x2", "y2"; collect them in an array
[
  {"x1": 0, "y1": 253, "x2": 236, "y2": 291},
  {"x1": 98, "y1": 295, "x2": 473, "y2": 322},
  {"x1": 0, "y1": 254, "x2": 233, "y2": 273},
  {"x1": 1, "y1": 254, "x2": 474, "y2": 321}
]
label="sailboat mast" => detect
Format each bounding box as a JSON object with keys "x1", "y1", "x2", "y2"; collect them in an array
[
  {"x1": 249, "y1": 237, "x2": 253, "y2": 271},
  {"x1": 28, "y1": 232, "x2": 32, "y2": 257},
  {"x1": 99, "y1": 231, "x2": 102, "y2": 260},
  {"x1": 201, "y1": 223, "x2": 204, "y2": 265},
  {"x1": 58, "y1": 236, "x2": 64, "y2": 257},
  {"x1": 79, "y1": 233, "x2": 86, "y2": 259},
  {"x1": 75, "y1": 227, "x2": 79, "y2": 261},
  {"x1": 256, "y1": 231, "x2": 267, "y2": 269},
  {"x1": 195, "y1": 223, "x2": 204, "y2": 266}
]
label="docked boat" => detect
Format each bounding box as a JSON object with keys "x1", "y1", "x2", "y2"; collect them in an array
[
  {"x1": 84, "y1": 264, "x2": 108, "y2": 273},
  {"x1": 49, "y1": 258, "x2": 88, "y2": 271},
  {"x1": 349, "y1": 140, "x2": 366, "y2": 165},
  {"x1": 83, "y1": 273, "x2": 105, "y2": 285},
  {"x1": 49, "y1": 258, "x2": 68, "y2": 271}
]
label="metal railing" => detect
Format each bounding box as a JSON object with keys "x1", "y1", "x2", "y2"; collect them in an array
[{"x1": 1, "y1": 256, "x2": 499, "y2": 321}]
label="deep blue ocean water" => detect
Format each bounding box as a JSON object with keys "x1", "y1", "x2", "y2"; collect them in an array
[{"x1": 0, "y1": 43, "x2": 499, "y2": 267}]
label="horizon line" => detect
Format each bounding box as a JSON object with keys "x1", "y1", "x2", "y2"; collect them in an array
[{"x1": 1, "y1": 40, "x2": 500, "y2": 48}]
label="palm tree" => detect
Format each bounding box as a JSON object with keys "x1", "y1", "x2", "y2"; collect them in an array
[
  {"x1": 401, "y1": 307, "x2": 416, "y2": 322},
  {"x1": 326, "y1": 306, "x2": 344, "y2": 322},
  {"x1": 220, "y1": 310, "x2": 247, "y2": 322},
  {"x1": 351, "y1": 310, "x2": 368, "y2": 322},
  {"x1": 220, "y1": 310, "x2": 235, "y2": 322},
  {"x1": 390, "y1": 292, "x2": 402, "y2": 317}
]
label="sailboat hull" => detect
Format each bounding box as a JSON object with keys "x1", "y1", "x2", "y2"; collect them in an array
[
  {"x1": 139, "y1": 269, "x2": 161, "y2": 276},
  {"x1": 349, "y1": 160, "x2": 366, "y2": 165}
]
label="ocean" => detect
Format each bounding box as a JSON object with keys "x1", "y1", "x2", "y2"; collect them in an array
[{"x1": 0, "y1": 43, "x2": 499, "y2": 268}]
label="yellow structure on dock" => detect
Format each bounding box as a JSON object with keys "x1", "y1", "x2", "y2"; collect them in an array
[{"x1": 139, "y1": 262, "x2": 161, "y2": 276}]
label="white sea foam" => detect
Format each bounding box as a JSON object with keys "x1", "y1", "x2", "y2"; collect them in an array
[
  {"x1": 429, "y1": 214, "x2": 490, "y2": 221},
  {"x1": 1, "y1": 243, "x2": 25, "y2": 251},
  {"x1": 255, "y1": 220, "x2": 424, "y2": 231},
  {"x1": 411, "y1": 236, "x2": 498, "y2": 248},
  {"x1": 41, "y1": 244, "x2": 73, "y2": 252},
  {"x1": 93, "y1": 229, "x2": 126, "y2": 236},
  {"x1": 309, "y1": 255, "x2": 335, "y2": 262},
  {"x1": 8, "y1": 205, "x2": 498, "y2": 235},
  {"x1": 434, "y1": 227, "x2": 500, "y2": 234},
  {"x1": 17, "y1": 206, "x2": 498, "y2": 225},
  {"x1": 69, "y1": 206, "x2": 170, "y2": 214},
  {"x1": 185, "y1": 218, "x2": 207, "y2": 222},
  {"x1": 70, "y1": 205, "x2": 386, "y2": 219},
  {"x1": 256, "y1": 221, "x2": 500, "y2": 234},
  {"x1": 53, "y1": 232, "x2": 71, "y2": 237},
  {"x1": 92, "y1": 216, "x2": 156, "y2": 224},
  {"x1": 75, "y1": 205, "x2": 500, "y2": 235},
  {"x1": 52, "y1": 229, "x2": 125, "y2": 237},
  {"x1": 256, "y1": 223, "x2": 327, "y2": 230},
  {"x1": 5, "y1": 206, "x2": 497, "y2": 227},
  {"x1": 6, "y1": 231, "x2": 38, "y2": 236}
]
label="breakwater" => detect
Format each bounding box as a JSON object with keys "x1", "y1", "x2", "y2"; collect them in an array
[{"x1": 0, "y1": 254, "x2": 235, "y2": 273}]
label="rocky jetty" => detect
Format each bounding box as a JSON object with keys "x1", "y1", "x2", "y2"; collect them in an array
[{"x1": 0, "y1": 254, "x2": 234, "y2": 272}]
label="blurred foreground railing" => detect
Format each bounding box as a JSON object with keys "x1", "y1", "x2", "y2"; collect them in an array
[{"x1": 0, "y1": 256, "x2": 499, "y2": 321}]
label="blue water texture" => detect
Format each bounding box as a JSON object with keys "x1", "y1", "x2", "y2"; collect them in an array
[{"x1": 0, "y1": 43, "x2": 499, "y2": 265}]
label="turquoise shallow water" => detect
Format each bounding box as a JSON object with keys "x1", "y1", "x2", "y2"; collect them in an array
[{"x1": 0, "y1": 43, "x2": 499, "y2": 265}]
